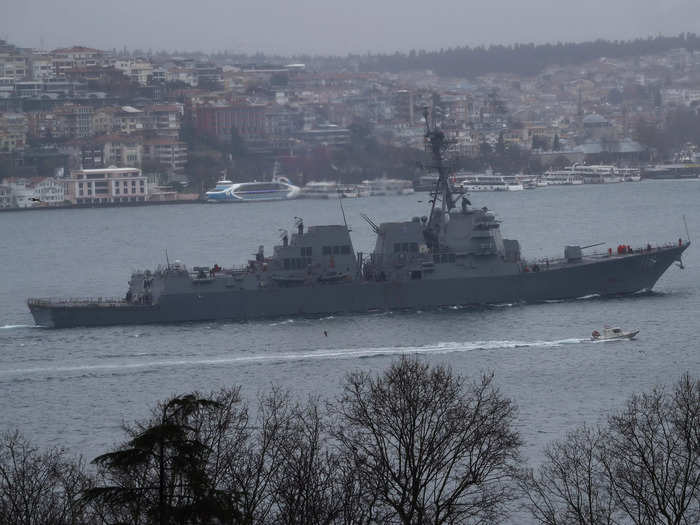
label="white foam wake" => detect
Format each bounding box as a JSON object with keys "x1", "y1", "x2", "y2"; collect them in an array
[
  {"x1": 0, "y1": 324, "x2": 38, "y2": 330},
  {"x1": 0, "y1": 338, "x2": 589, "y2": 378}
]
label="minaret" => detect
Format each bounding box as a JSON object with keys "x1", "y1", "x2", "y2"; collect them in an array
[{"x1": 577, "y1": 87, "x2": 583, "y2": 118}]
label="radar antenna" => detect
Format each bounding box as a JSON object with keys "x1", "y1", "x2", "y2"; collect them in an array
[{"x1": 423, "y1": 106, "x2": 455, "y2": 250}]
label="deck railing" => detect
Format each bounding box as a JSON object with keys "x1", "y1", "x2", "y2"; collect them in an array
[{"x1": 28, "y1": 297, "x2": 131, "y2": 307}]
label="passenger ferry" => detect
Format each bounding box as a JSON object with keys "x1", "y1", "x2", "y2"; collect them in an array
[
  {"x1": 544, "y1": 164, "x2": 641, "y2": 184},
  {"x1": 362, "y1": 178, "x2": 414, "y2": 196},
  {"x1": 205, "y1": 176, "x2": 300, "y2": 202},
  {"x1": 457, "y1": 174, "x2": 524, "y2": 192}
]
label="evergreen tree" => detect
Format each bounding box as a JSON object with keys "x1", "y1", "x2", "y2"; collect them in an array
[{"x1": 84, "y1": 394, "x2": 240, "y2": 525}]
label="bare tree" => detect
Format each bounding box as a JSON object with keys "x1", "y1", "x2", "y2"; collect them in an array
[
  {"x1": 270, "y1": 396, "x2": 344, "y2": 525},
  {"x1": 331, "y1": 356, "x2": 521, "y2": 524},
  {"x1": 521, "y1": 374, "x2": 700, "y2": 525},
  {"x1": 519, "y1": 426, "x2": 617, "y2": 525},
  {"x1": 226, "y1": 386, "x2": 296, "y2": 524},
  {"x1": 601, "y1": 374, "x2": 700, "y2": 525},
  {"x1": 0, "y1": 430, "x2": 91, "y2": 525}
]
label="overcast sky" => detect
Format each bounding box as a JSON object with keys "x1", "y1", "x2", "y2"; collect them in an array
[{"x1": 2, "y1": 0, "x2": 699, "y2": 55}]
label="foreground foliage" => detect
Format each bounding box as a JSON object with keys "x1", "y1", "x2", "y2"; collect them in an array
[
  {"x1": 520, "y1": 374, "x2": 700, "y2": 525},
  {"x1": 1, "y1": 361, "x2": 697, "y2": 524}
]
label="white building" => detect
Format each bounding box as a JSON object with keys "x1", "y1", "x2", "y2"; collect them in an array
[
  {"x1": 65, "y1": 167, "x2": 149, "y2": 204},
  {"x1": 2, "y1": 177, "x2": 65, "y2": 207},
  {"x1": 0, "y1": 185, "x2": 12, "y2": 207},
  {"x1": 113, "y1": 59, "x2": 154, "y2": 86}
]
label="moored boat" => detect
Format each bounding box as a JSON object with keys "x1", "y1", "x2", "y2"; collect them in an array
[{"x1": 205, "y1": 176, "x2": 300, "y2": 202}]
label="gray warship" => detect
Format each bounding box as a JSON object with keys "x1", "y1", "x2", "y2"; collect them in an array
[{"x1": 28, "y1": 115, "x2": 689, "y2": 328}]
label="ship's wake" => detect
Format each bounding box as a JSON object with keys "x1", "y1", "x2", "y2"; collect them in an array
[
  {"x1": 0, "y1": 337, "x2": 590, "y2": 381},
  {"x1": 0, "y1": 324, "x2": 40, "y2": 330}
]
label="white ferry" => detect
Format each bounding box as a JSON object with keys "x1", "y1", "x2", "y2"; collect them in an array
[
  {"x1": 205, "y1": 176, "x2": 300, "y2": 202},
  {"x1": 301, "y1": 181, "x2": 339, "y2": 199},
  {"x1": 300, "y1": 181, "x2": 369, "y2": 199},
  {"x1": 362, "y1": 178, "x2": 414, "y2": 196},
  {"x1": 544, "y1": 164, "x2": 640, "y2": 184},
  {"x1": 457, "y1": 174, "x2": 524, "y2": 192}
]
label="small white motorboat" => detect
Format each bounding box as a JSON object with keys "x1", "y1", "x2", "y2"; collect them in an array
[{"x1": 591, "y1": 326, "x2": 639, "y2": 341}]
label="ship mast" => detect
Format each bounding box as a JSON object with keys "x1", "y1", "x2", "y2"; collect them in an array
[{"x1": 423, "y1": 107, "x2": 454, "y2": 251}]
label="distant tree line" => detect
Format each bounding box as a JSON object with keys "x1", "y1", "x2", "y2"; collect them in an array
[
  {"x1": 2, "y1": 361, "x2": 697, "y2": 524},
  {"x1": 354, "y1": 33, "x2": 700, "y2": 77}
]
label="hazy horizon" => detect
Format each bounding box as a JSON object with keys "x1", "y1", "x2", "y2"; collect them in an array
[{"x1": 2, "y1": 0, "x2": 700, "y2": 56}]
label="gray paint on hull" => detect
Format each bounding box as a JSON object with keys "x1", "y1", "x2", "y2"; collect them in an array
[{"x1": 29, "y1": 245, "x2": 686, "y2": 328}]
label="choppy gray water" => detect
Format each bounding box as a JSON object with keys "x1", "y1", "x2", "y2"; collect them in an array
[{"x1": 1, "y1": 181, "x2": 699, "y2": 470}]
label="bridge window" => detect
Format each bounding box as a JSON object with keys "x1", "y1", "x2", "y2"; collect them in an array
[
  {"x1": 323, "y1": 246, "x2": 331, "y2": 255},
  {"x1": 341, "y1": 245, "x2": 351, "y2": 254}
]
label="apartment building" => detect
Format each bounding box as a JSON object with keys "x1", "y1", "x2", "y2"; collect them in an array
[
  {"x1": 142, "y1": 137, "x2": 187, "y2": 177},
  {"x1": 0, "y1": 112, "x2": 28, "y2": 152},
  {"x1": 51, "y1": 46, "x2": 105, "y2": 76},
  {"x1": 113, "y1": 59, "x2": 154, "y2": 86},
  {"x1": 0, "y1": 40, "x2": 28, "y2": 84},
  {"x1": 193, "y1": 102, "x2": 266, "y2": 141},
  {"x1": 143, "y1": 104, "x2": 181, "y2": 137}
]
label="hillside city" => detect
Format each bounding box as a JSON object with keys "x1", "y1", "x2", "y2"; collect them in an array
[{"x1": 2, "y1": 36, "x2": 700, "y2": 208}]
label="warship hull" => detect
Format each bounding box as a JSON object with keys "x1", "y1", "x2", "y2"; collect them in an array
[{"x1": 28, "y1": 244, "x2": 686, "y2": 328}]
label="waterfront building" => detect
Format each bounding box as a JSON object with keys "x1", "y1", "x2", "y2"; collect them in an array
[
  {"x1": 65, "y1": 167, "x2": 149, "y2": 204},
  {"x1": 2, "y1": 176, "x2": 65, "y2": 207},
  {"x1": 0, "y1": 185, "x2": 11, "y2": 207}
]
